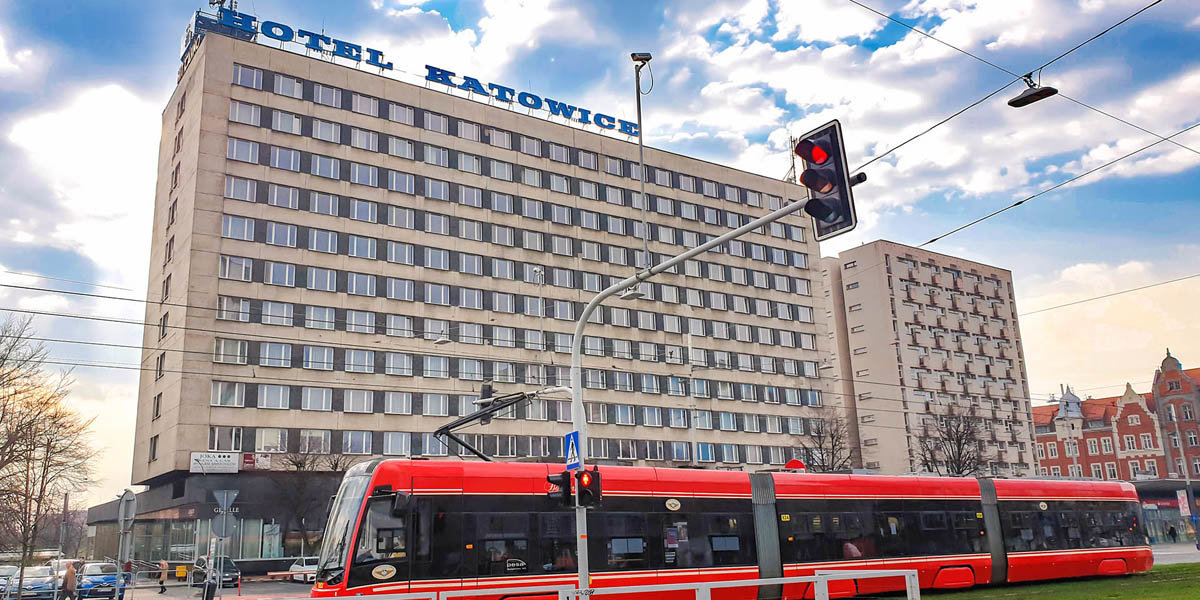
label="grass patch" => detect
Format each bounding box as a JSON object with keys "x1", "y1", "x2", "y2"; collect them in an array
[{"x1": 924, "y1": 563, "x2": 1200, "y2": 600}]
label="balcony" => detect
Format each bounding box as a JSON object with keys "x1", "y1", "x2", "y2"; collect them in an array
[
  {"x1": 965, "y1": 380, "x2": 985, "y2": 395},
  {"x1": 919, "y1": 372, "x2": 940, "y2": 390}
]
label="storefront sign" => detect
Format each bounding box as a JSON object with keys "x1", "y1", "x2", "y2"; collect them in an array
[{"x1": 190, "y1": 452, "x2": 238, "y2": 474}]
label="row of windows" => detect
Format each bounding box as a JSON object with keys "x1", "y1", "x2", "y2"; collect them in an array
[
  {"x1": 215, "y1": 297, "x2": 820, "y2": 373},
  {"x1": 215, "y1": 259, "x2": 818, "y2": 349},
  {"x1": 228, "y1": 103, "x2": 809, "y2": 248},
  {"x1": 219, "y1": 215, "x2": 813, "y2": 324},
  {"x1": 231, "y1": 64, "x2": 800, "y2": 218},
  {"x1": 210, "y1": 381, "x2": 819, "y2": 433},
  {"x1": 209, "y1": 421, "x2": 805, "y2": 465},
  {"x1": 208, "y1": 336, "x2": 824, "y2": 401},
  {"x1": 221, "y1": 180, "x2": 813, "y2": 293},
  {"x1": 220, "y1": 152, "x2": 810, "y2": 272}
]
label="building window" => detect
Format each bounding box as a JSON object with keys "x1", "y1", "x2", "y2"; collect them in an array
[
  {"x1": 257, "y1": 384, "x2": 289, "y2": 409},
  {"x1": 213, "y1": 339, "x2": 248, "y2": 364},
  {"x1": 343, "y1": 431, "x2": 372, "y2": 455},
  {"x1": 311, "y1": 155, "x2": 340, "y2": 178},
  {"x1": 259, "y1": 342, "x2": 291, "y2": 367},
  {"x1": 389, "y1": 103, "x2": 414, "y2": 125},
  {"x1": 303, "y1": 346, "x2": 334, "y2": 370},
  {"x1": 211, "y1": 381, "x2": 245, "y2": 407},
  {"x1": 274, "y1": 74, "x2": 302, "y2": 98},
  {"x1": 229, "y1": 100, "x2": 260, "y2": 126},
  {"x1": 231, "y1": 64, "x2": 262, "y2": 89},
  {"x1": 423, "y1": 393, "x2": 449, "y2": 416},
  {"x1": 352, "y1": 93, "x2": 378, "y2": 116},
  {"x1": 384, "y1": 432, "x2": 411, "y2": 456},
  {"x1": 301, "y1": 387, "x2": 332, "y2": 411},
  {"x1": 1128, "y1": 414, "x2": 1140, "y2": 425},
  {"x1": 271, "y1": 110, "x2": 300, "y2": 134},
  {"x1": 209, "y1": 426, "x2": 242, "y2": 452},
  {"x1": 313, "y1": 83, "x2": 341, "y2": 107},
  {"x1": 344, "y1": 389, "x2": 373, "y2": 413},
  {"x1": 300, "y1": 430, "x2": 331, "y2": 454},
  {"x1": 424, "y1": 111, "x2": 449, "y2": 133}
]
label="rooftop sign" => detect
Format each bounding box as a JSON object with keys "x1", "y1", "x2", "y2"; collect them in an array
[
  {"x1": 424, "y1": 65, "x2": 639, "y2": 137},
  {"x1": 186, "y1": 8, "x2": 638, "y2": 137}
]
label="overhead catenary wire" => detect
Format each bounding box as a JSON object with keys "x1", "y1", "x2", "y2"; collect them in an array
[
  {"x1": 843, "y1": 0, "x2": 1176, "y2": 173},
  {"x1": 919, "y1": 119, "x2": 1200, "y2": 247}
]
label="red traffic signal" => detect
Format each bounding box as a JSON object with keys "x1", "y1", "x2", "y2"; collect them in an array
[
  {"x1": 793, "y1": 139, "x2": 829, "y2": 165},
  {"x1": 576, "y1": 467, "x2": 602, "y2": 507},
  {"x1": 793, "y1": 119, "x2": 860, "y2": 241}
]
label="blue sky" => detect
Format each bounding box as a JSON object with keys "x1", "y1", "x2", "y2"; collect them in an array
[{"x1": 0, "y1": 0, "x2": 1197, "y2": 500}]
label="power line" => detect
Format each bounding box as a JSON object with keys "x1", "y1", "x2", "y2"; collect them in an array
[
  {"x1": 845, "y1": 0, "x2": 1174, "y2": 173},
  {"x1": 1019, "y1": 272, "x2": 1200, "y2": 317},
  {"x1": 918, "y1": 118, "x2": 1200, "y2": 247},
  {"x1": 0, "y1": 269, "x2": 132, "y2": 292}
]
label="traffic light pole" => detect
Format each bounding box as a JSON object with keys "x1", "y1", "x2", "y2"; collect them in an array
[{"x1": 569, "y1": 193, "x2": 816, "y2": 591}]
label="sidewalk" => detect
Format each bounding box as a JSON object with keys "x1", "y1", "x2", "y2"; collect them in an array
[{"x1": 1152, "y1": 541, "x2": 1200, "y2": 565}]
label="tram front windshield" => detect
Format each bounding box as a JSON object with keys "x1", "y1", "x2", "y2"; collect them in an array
[{"x1": 316, "y1": 474, "x2": 370, "y2": 584}]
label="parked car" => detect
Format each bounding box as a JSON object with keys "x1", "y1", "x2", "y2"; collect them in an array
[
  {"x1": 0, "y1": 565, "x2": 19, "y2": 597},
  {"x1": 43, "y1": 560, "x2": 74, "y2": 581},
  {"x1": 11, "y1": 567, "x2": 56, "y2": 600},
  {"x1": 77, "y1": 563, "x2": 124, "y2": 600},
  {"x1": 287, "y1": 557, "x2": 318, "y2": 583},
  {"x1": 188, "y1": 557, "x2": 239, "y2": 588}
]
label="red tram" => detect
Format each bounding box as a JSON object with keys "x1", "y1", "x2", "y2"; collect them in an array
[{"x1": 310, "y1": 459, "x2": 1151, "y2": 599}]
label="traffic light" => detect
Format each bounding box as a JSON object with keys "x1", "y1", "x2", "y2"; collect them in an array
[
  {"x1": 794, "y1": 119, "x2": 861, "y2": 241},
  {"x1": 576, "y1": 467, "x2": 602, "y2": 507},
  {"x1": 547, "y1": 470, "x2": 573, "y2": 507}
]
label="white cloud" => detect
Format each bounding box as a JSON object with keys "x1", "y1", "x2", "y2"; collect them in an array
[
  {"x1": 8, "y1": 84, "x2": 162, "y2": 292},
  {"x1": 361, "y1": 0, "x2": 602, "y2": 79},
  {"x1": 1018, "y1": 256, "x2": 1200, "y2": 400},
  {"x1": 773, "y1": 0, "x2": 885, "y2": 43}
]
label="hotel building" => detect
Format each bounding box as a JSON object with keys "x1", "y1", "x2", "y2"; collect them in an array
[{"x1": 88, "y1": 13, "x2": 833, "y2": 564}]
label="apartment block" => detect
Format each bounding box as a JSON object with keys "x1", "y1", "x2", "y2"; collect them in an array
[{"x1": 825, "y1": 240, "x2": 1034, "y2": 475}]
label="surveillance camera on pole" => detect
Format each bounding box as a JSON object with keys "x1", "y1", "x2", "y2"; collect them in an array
[{"x1": 794, "y1": 119, "x2": 862, "y2": 241}]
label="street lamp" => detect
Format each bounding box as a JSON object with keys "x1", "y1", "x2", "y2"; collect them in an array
[
  {"x1": 570, "y1": 191, "x2": 820, "y2": 591},
  {"x1": 632, "y1": 52, "x2": 652, "y2": 271},
  {"x1": 1008, "y1": 73, "x2": 1058, "y2": 108}
]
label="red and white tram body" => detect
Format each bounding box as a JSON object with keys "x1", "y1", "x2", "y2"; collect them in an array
[{"x1": 310, "y1": 460, "x2": 1150, "y2": 599}]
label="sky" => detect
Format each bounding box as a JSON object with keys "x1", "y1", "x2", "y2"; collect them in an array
[{"x1": 0, "y1": 0, "x2": 1197, "y2": 505}]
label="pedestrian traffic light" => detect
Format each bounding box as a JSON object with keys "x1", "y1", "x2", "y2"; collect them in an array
[
  {"x1": 794, "y1": 119, "x2": 860, "y2": 241},
  {"x1": 576, "y1": 467, "x2": 602, "y2": 507},
  {"x1": 547, "y1": 470, "x2": 573, "y2": 507}
]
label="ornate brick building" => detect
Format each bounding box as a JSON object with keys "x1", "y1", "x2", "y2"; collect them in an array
[{"x1": 1033, "y1": 351, "x2": 1200, "y2": 482}]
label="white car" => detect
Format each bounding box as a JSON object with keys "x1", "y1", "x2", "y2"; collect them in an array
[{"x1": 287, "y1": 557, "x2": 318, "y2": 583}]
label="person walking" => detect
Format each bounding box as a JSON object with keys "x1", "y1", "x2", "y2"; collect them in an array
[
  {"x1": 58, "y1": 561, "x2": 78, "y2": 600},
  {"x1": 1169, "y1": 525, "x2": 1179, "y2": 543},
  {"x1": 158, "y1": 559, "x2": 169, "y2": 594}
]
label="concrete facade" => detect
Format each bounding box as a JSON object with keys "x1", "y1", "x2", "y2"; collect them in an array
[
  {"x1": 132, "y1": 28, "x2": 834, "y2": 495},
  {"x1": 824, "y1": 240, "x2": 1034, "y2": 475}
]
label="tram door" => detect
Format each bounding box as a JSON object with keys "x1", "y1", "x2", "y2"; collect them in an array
[{"x1": 410, "y1": 475, "x2": 468, "y2": 590}]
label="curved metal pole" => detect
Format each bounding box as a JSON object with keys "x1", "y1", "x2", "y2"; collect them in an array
[{"x1": 570, "y1": 192, "x2": 813, "y2": 589}]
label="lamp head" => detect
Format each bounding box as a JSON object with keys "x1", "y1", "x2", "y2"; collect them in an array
[{"x1": 631, "y1": 52, "x2": 652, "y2": 63}]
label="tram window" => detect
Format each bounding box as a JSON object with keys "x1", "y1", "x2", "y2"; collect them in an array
[
  {"x1": 376, "y1": 528, "x2": 404, "y2": 553},
  {"x1": 539, "y1": 513, "x2": 577, "y2": 572},
  {"x1": 662, "y1": 517, "x2": 692, "y2": 568},
  {"x1": 355, "y1": 498, "x2": 407, "y2": 564},
  {"x1": 609, "y1": 538, "x2": 645, "y2": 566},
  {"x1": 412, "y1": 497, "x2": 463, "y2": 580},
  {"x1": 694, "y1": 513, "x2": 755, "y2": 566},
  {"x1": 597, "y1": 513, "x2": 648, "y2": 570},
  {"x1": 475, "y1": 513, "x2": 532, "y2": 576}
]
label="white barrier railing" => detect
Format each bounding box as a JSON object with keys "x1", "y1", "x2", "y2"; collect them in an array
[
  {"x1": 116, "y1": 569, "x2": 920, "y2": 600},
  {"x1": 559, "y1": 570, "x2": 921, "y2": 600}
]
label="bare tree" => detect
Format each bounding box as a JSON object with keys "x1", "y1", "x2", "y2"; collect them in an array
[
  {"x1": 801, "y1": 410, "x2": 856, "y2": 472},
  {"x1": 0, "y1": 316, "x2": 95, "y2": 591},
  {"x1": 266, "y1": 453, "x2": 332, "y2": 556},
  {"x1": 915, "y1": 405, "x2": 993, "y2": 476},
  {"x1": 322, "y1": 453, "x2": 361, "y2": 472}
]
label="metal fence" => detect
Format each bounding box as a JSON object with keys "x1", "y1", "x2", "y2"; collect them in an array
[{"x1": 117, "y1": 570, "x2": 921, "y2": 600}]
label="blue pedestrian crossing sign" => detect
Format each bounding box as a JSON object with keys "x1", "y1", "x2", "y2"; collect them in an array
[{"x1": 564, "y1": 431, "x2": 581, "y2": 470}]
